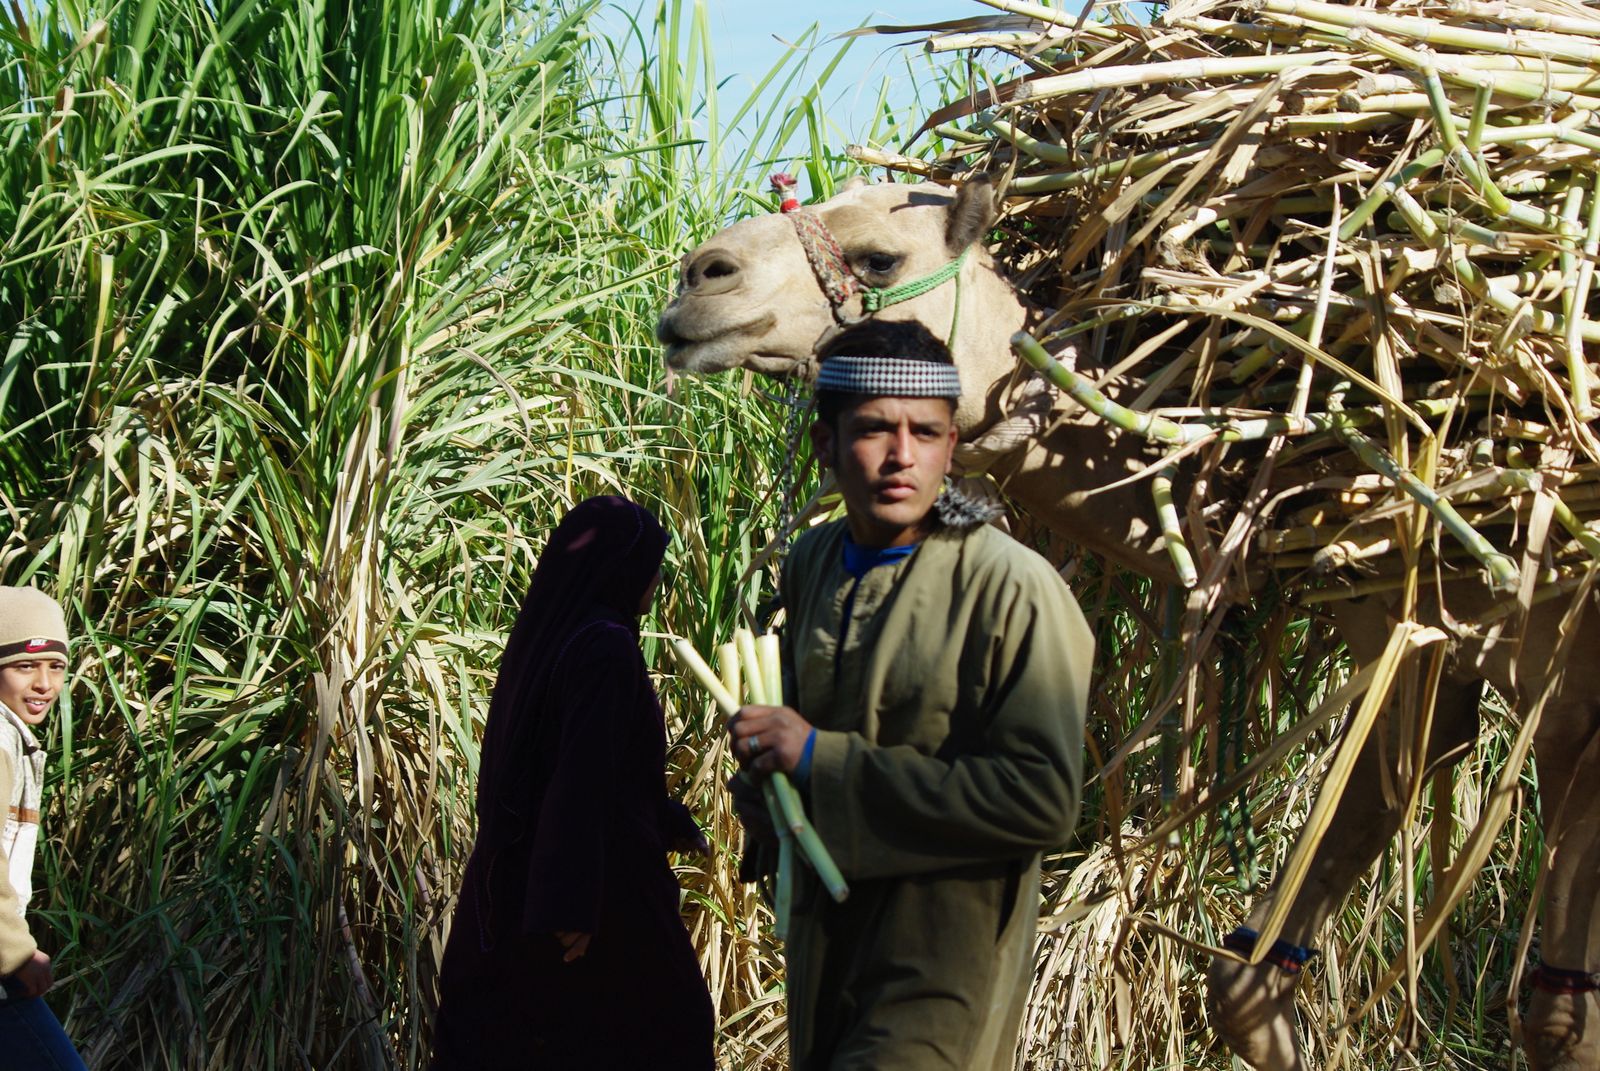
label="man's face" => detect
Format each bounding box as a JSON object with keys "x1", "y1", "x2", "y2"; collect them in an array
[
  {"x1": 811, "y1": 395, "x2": 958, "y2": 548},
  {"x1": 0, "y1": 659, "x2": 67, "y2": 726}
]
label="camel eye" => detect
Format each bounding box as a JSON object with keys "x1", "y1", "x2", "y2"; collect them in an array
[{"x1": 862, "y1": 252, "x2": 900, "y2": 275}]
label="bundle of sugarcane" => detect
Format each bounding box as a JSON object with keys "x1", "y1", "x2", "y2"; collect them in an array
[
  {"x1": 857, "y1": 0, "x2": 1600, "y2": 601},
  {"x1": 672, "y1": 629, "x2": 848, "y2": 939}
]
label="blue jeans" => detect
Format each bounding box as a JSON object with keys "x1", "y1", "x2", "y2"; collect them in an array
[{"x1": 0, "y1": 996, "x2": 87, "y2": 1070}]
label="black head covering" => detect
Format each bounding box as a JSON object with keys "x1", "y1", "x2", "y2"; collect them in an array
[{"x1": 476, "y1": 495, "x2": 669, "y2": 828}]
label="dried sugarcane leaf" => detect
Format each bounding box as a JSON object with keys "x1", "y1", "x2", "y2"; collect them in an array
[{"x1": 1249, "y1": 621, "x2": 1449, "y2": 962}]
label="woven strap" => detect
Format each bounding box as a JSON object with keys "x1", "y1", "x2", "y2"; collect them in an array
[
  {"x1": 1222, "y1": 927, "x2": 1318, "y2": 974},
  {"x1": 863, "y1": 248, "x2": 969, "y2": 312},
  {"x1": 1532, "y1": 963, "x2": 1600, "y2": 994},
  {"x1": 790, "y1": 211, "x2": 860, "y2": 317}
]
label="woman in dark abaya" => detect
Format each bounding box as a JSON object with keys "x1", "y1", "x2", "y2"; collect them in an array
[{"x1": 431, "y1": 495, "x2": 715, "y2": 1070}]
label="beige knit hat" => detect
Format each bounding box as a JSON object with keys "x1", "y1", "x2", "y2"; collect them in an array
[{"x1": 0, "y1": 587, "x2": 70, "y2": 668}]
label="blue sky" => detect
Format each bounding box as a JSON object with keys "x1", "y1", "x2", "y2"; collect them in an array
[
  {"x1": 597, "y1": 0, "x2": 1007, "y2": 153},
  {"x1": 700, "y1": 0, "x2": 987, "y2": 95}
]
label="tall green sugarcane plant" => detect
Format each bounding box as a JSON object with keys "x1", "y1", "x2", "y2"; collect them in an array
[{"x1": 0, "y1": 0, "x2": 676, "y2": 1065}]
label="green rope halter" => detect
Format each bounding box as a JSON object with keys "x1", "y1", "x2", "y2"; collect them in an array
[
  {"x1": 861, "y1": 248, "x2": 969, "y2": 313},
  {"x1": 772, "y1": 174, "x2": 969, "y2": 342}
]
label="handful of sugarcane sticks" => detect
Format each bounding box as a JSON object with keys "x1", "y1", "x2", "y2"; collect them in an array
[{"x1": 672, "y1": 629, "x2": 849, "y2": 940}]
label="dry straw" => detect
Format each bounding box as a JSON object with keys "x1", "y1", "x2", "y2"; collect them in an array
[{"x1": 852, "y1": 0, "x2": 1600, "y2": 1064}]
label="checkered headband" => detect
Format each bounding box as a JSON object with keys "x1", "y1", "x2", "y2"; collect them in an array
[{"x1": 813, "y1": 356, "x2": 962, "y2": 399}]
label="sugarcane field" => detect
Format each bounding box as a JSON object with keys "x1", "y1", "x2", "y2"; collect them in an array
[{"x1": 5, "y1": 0, "x2": 1600, "y2": 1066}]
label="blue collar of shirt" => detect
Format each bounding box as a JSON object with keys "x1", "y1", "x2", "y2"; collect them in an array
[{"x1": 841, "y1": 534, "x2": 919, "y2": 580}]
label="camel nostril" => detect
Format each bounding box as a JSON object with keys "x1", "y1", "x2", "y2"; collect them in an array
[{"x1": 684, "y1": 251, "x2": 743, "y2": 295}]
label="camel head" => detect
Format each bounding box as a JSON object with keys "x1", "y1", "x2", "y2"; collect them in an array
[{"x1": 657, "y1": 178, "x2": 1031, "y2": 435}]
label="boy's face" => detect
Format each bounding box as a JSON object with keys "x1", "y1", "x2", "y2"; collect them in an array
[
  {"x1": 0, "y1": 659, "x2": 68, "y2": 726},
  {"x1": 810, "y1": 395, "x2": 958, "y2": 549}
]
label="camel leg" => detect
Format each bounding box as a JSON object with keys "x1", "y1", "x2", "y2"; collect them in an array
[
  {"x1": 1524, "y1": 700, "x2": 1600, "y2": 1071},
  {"x1": 1206, "y1": 664, "x2": 1482, "y2": 1071}
]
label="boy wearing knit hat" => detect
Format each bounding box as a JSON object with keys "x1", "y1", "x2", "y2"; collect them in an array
[{"x1": 0, "y1": 586, "x2": 87, "y2": 1069}]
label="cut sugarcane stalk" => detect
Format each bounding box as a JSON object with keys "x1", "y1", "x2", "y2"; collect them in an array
[
  {"x1": 1260, "y1": 0, "x2": 1600, "y2": 65},
  {"x1": 717, "y1": 642, "x2": 740, "y2": 708},
  {"x1": 1326, "y1": 408, "x2": 1520, "y2": 592},
  {"x1": 753, "y1": 631, "x2": 850, "y2": 902},
  {"x1": 1013, "y1": 331, "x2": 1213, "y2": 444},
  {"x1": 1153, "y1": 465, "x2": 1199, "y2": 588},
  {"x1": 1569, "y1": 173, "x2": 1600, "y2": 420},
  {"x1": 671, "y1": 634, "x2": 850, "y2": 913}
]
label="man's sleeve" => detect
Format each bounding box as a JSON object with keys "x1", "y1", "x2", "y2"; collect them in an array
[
  {"x1": 807, "y1": 561, "x2": 1092, "y2": 881},
  {"x1": 0, "y1": 754, "x2": 38, "y2": 975}
]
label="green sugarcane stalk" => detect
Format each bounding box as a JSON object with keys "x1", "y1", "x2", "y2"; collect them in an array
[
  {"x1": 772, "y1": 819, "x2": 795, "y2": 937},
  {"x1": 1427, "y1": 211, "x2": 1508, "y2": 249},
  {"x1": 1340, "y1": 147, "x2": 1445, "y2": 239},
  {"x1": 1561, "y1": 178, "x2": 1588, "y2": 414},
  {"x1": 976, "y1": 113, "x2": 1076, "y2": 165},
  {"x1": 1553, "y1": 498, "x2": 1600, "y2": 560},
  {"x1": 1389, "y1": 186, "x2": 1600, "y2": 342},
  {"x1": 1324, "y1": 397, "x2": 1520, "y2": 592},
  {"x1": 1338, "y1": 20, "x2": 1600, "y2": 116},
  {"x1": 1447, "y1": 1, "x2": 1600, "y2": 38},
  {"x1": 1468, "y1": 78, "x2": 1493, "y2": 151},
  {"x1": 971, "y1": 0, "x2": 1119, "y2": 34},
  {"x1": 751, "y1": 633, "x2": 848, "y2": 902},
  {"x1": 1504, "y1": 457, "x2": 1600, "y2": 560},
  {"x1": 1011, "y1": 50, "x2": 1346, "y2": 103},
  {"x1": 752, "y1": 631, "x2": 848, "y2": 898},
  {"x1": 1277, "y1": 113, "x2": 1397, "y2": 134},
  {"x1": 1260, "y1": 0, "x2": 1600, "y2": 65},
  {"x1": 1420, "y1": 65, "x2": 1519, "y2": 220},
  {"x1": 1378, "y1": 209, "x2": 1509, "y2": 249},
  {"x1": 1354, "y1": 69, "x2": 1600, "y2": 96},
  {"x1": 1012, "y1": 331, "x2": 1212, "y2": 444},
  {"x1": 1568, "y1": 171, "x2": 1600, "y2": 420},
  {"x1": 733, "y1": 630, "x2": 794, "y2": 938},
  {"x1": 1152, "y1": 465, "x2": 1199, "y2": 588},
  {"x1": 932, "y1": 123, "x2": 992, "y2": 146},
  {"x1": 672, "y1": 637, "x2": 851, "y2": 934}
]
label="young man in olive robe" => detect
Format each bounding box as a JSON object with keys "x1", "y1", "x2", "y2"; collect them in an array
[{"x1": 728, "y1": 321, "x2": 1094, "y2": 1071}]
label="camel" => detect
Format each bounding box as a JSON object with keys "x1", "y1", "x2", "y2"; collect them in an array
[{"x1": 657, "y1": 177, "x2": 1600, "y2": 1070}]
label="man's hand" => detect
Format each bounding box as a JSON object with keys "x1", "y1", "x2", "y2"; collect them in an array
[
  {"x1": 10, "y1": 950, "x2": 52, "y2": 998},
  {"x1": 554, "y1": 931, "x2": 592, "y2": 963},
  {"x1": 728, "y1": 705, "x2": 813, "y2": 775}
]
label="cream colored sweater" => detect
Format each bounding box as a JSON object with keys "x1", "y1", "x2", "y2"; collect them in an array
[{"x1": 0, "y1": 705, "x2": 43, "y2": 976}]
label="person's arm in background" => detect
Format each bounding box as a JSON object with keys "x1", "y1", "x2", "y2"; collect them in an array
[{"x1": 0, "y1": 753, "x2": 48, "y2": 997}]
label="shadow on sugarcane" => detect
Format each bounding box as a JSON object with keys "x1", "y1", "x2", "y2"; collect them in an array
[{"x1": 671, "y1": 633, "x2": 848, "y2": 940}]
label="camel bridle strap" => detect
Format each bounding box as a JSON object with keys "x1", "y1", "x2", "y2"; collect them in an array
[
  {"x1": 771, "y1": 173, "x2": 969, "y2": 336},
  {"x1": 863, "y1": 248, "x2": 970, "y2": 312},
  {"x1": 1532, "y1": 963, "x2": 1600, "y2": 994},
  {"x1": 789, "y1": 210, "x2": 860, "y2": 316}
]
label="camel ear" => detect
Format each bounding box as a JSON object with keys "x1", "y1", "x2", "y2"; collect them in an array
[
  {"x1": 945, "y1": 175, "x2": 998, "y2": 253},
  {"x1": 839, "y1": 175, "x2": 870, "y2": 194}
]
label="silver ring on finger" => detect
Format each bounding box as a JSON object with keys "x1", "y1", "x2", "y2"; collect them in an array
[{"x1": 749, "y1": 734, "x2": 763, "y2": 756}]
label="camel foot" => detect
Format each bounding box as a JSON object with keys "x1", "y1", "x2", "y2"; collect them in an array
[
  {"x1": 1525, "y1": 982, "x2": 1600, "y2": 1071},
  {"x1": 1206, "y1": 943, "x2": 1308, "y2": 1071}
]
